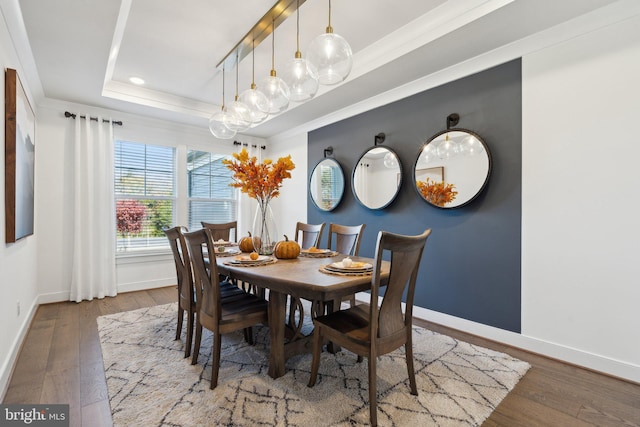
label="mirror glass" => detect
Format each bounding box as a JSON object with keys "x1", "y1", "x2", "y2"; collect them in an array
[
  {"x1": 413, "y1": 130, "x2": 491, "y2": 208},
  {"x1": 352, "y1": 147, "x2": 402, "y2": 210},
  {"x1": 309, "y1": 158, "x2": 345, "y2": 211}
]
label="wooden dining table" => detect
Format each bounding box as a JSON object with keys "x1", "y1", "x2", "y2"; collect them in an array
[{"x1": 215, "y1": 253, "x2": 390, "y2": 379}]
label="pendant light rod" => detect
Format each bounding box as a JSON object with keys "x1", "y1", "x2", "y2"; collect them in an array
[
  {"x1": 326, "y1": 0, "x2": 332, "y2": 33},
  {"x1": 215, "y1": 0, "x2": 308, "y2": 71}
]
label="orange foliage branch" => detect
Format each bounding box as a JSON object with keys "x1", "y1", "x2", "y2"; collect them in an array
[{"x1": 416, "y1": 178, "x2": 458, "y2": 207}]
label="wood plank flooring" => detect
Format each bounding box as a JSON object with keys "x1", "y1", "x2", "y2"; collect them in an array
[{"x1": 3, "y1": 287, "x2": 639, "y2": 427}]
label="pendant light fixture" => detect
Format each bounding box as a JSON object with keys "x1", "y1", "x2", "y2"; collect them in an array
[
  {"x1": 307, "y1": 0, "x2": 353, "y2": 85},
  {"x1": 226, "y1": 52, "x2": 251, "y2": 132},
  {"x1": 239, "y1": 38, "x2": 269, "y2": 124},
  {"x1": 208, "y1": 66, "x2": 237, "y2": 140},
  {"x1": 259, "y1": 19, "x2": 290, "y2": 114},
  {"x1": 281, "y1": 0, "x2": 318, "y2": 102}
]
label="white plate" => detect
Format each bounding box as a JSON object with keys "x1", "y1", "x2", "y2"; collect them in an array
[
  {"x1": 230, "y1": 255, "x2": 271, "y2": 264},
  {"x1": 301, "y1": 248, "x2": 331, "y2": 254},
  {"x1": 329, "y1": 261, "x2": 372, "y2": 270}
]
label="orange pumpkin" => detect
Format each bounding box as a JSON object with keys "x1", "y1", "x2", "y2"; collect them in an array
[
  {"x1": 274, "y1": 235, "x2": 301, "y2": 259},
  {"x1": 239, "y1": 231, "x2": 259, "y2": 253}
]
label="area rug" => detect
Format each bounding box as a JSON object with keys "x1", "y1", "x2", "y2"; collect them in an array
[{"x1": 98, "y1": 303, "x2": 529, "y2": 426}]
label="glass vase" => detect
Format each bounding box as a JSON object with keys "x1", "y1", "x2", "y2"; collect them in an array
[{"x1": 252, "y1": 200, "x2": 278, "y2": 255}]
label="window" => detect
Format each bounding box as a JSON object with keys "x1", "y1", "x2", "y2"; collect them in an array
[
  {"x1": 187, "y1": 150, "x2": 237, "y2": 236},
  {"x1": 114, "y1": 141, "x2": 175, "y2": 252},
  {"x1": 320, "y1": 163, "x2": 342, "y2": 210}
]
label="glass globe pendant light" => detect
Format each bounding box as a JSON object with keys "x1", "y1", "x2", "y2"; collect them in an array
[
  {"x1": 226, "y1": 52, "x2": 251, "y2": 132},
  {"x1": 239, "y1": 38, "x2": 269, "y2": 124},
  {"x1": 307, "y1": 0, "x2": 353, "y2": 85},
  {"x1": 281, "y1": 0, "x2": 319, "y2": 102},
  {"x1": 208, "y1": 66, "x2": 237, "y2": 140},
  {"x1": 259, "y1": 19, "x2": 290, "y2": 114},
  {"x1": 436, "y1": 133, "x2": 460, "y2": 160}
]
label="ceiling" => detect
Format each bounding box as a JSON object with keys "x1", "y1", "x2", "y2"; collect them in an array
[{"x1": 15, "y1": 0, "x2": 623, "y2": 138}]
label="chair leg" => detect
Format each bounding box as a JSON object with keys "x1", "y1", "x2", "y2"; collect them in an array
[
  {"x1": 210, "y1": 332, "x2": 222, "y2": 389},
  {"x1": 348, "y1": 295, "x2": 356, "y2": 307},
  {"x1": 184, "y1": 310, "x2": 194, "y2": 358},
  {"x1": 243, "y1": 327, "x2": 254, "y2": 345},
  {"x1": 406, "y1": 339, "x2": 418, "y2": 395},
  {"x1": 368, "y1": 352, "x2": 378, "y2": 427},
  {"x1": 191, "y1": 322, "x2": 203, "y2": 365},
  {"x1": 176, "y1": 307, "x2": 184, "y2": 340},
  {"x1": 307, "y1": 326, "x2": 323, "y2": 387}
]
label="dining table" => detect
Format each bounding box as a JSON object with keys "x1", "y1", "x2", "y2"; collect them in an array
[{"x1": 215, "y1": 252, "x2": 390, "y2": 379}]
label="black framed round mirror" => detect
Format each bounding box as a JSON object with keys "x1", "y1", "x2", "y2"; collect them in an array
[
  {"x1": 352, "y1": 146, "x2": 402, "y2": 210},
  {"x1": 309, "y1": 158, "x2": 345, "y2": 211},
  {"x1": 413, "y1": 129, "x2": 491, "y2": 208}
]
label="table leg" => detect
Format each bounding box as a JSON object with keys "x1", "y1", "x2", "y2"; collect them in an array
[{"x1": 268, "y1": 290, "x2": 287, "y2": 379}]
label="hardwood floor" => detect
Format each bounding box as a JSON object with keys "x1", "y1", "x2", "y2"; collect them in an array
[{"x1": 3, "y1": 287, "x2": 639, "y2": 427}]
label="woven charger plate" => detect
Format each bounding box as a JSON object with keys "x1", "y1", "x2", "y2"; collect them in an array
[
  {"x1": 299, "y1": 250, "x2": 339, "y2": 258},
  {"x1": 319, "y1": 265, "x2": 372, "y2": 277},
  {"x1": 223, "y1": 257, "x2": 277, "y2": 267}
]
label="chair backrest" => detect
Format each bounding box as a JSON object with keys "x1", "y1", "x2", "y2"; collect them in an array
[
  {"x1": 294, "y1": 222, "x2": 325, "y2": 249},
  {"x1": 201, "y1": 221, "x2": 238, "y2": 243},
  {"x1": 184, "y1": 229, "x2": 222, "y2": 323},
  {"x1": 327, "y1": 223, "x2": 366, "y2": 256},
  {"x1": 370, "y1": 229, "x2": 431, "y2": 340},
  {"x1": 164, "y1": 226, "x2": 194, "y2": 308}
]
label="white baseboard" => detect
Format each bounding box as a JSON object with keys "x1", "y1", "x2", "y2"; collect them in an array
[
  {"x1": 0, "y1": 298, "x2": 39, "y2": 401},
  {"x1": 117, "y1": 278, "x2": 175, "y2": 294},
  {"x1": 355, "y1": 293, "x2": 640, "y2": 384}
]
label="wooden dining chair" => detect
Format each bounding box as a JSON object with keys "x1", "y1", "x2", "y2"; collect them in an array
[
  {"x1": 294, "y1": 221, "x2": 325, "y2": 249},
  {"x1": 184, "y1": 228, "x2": 269, "y2": 389},
  {"x1": 327, "y1": 223, "x2": 365, "y2": 256},
  {"x1": 201, "y1": 220, "x2": 238, "y2": 243},
  {"x1": 308, "y1": 229, "x2": 432, "y2": 427},
  {"x1": 164, "y1": 226, "x2": 197, "y2": 358},
  {"x1": 165, "y1": 226, "x2": 246, "y2": 358},
  {"x1": 328, "y1": 223, "x2": 366, "y2": 306}
]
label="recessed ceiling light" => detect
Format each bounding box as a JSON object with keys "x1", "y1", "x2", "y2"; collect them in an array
[{"x1": 129, "y1": 77, "x2": 145, "y2": 85}]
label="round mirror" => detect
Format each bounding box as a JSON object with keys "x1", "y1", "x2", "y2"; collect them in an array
[
  {"x1": 413, "y1": 129, "x2": 491, "y2": 208},
  {"x1": 352, "y1": 146, "x2": 402, "y2": 210},
  {"x1": 309, "y1": 158, "x2": 345, "y2": 211}
]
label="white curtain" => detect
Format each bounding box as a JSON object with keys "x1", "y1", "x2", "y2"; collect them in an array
[{"x1": 70, "y1": 114, "x2": 117, "y2": 302}]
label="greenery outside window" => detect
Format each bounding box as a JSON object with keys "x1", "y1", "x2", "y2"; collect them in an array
[{"x1": 114, "y1": 141, "x2": 175, "y2": 252}]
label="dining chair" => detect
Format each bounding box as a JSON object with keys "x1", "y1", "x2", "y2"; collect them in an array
[
  {"x1": 294, "y1": 221, "x2": 325, "y2": 249},
  {"x1": 328, "y1": 223, "x2": 366, "y2": 306},
  {"x1": 327, "y1": 223, "x2": 365, "y2": 256},
  {"x1": 184, "y1": 228, "x2": 269, "y2": 389},
  {"x1": 201, "y1": 220, "x2": 238, "y2": 243},
  {"x1": 165, "y1": 226, "x2": 247, "y2": 358},
  {"x1": 164, "y1": 226, "x2": 198, "y2": 358},
  {"x1": 307, "y1": 228, "x2": 432, "y2": 427}
]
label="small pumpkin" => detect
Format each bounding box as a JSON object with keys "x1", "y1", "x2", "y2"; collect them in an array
[
  {"x1": 274, "y1": 235, "x2": 301, "y2": 259},
  {"x1": 239, "y1": 231, "x2": 259, "y2": 253}
]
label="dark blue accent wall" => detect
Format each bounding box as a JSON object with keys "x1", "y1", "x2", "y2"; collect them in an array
[{"x1": 308, "y1": 59, "x2": 522, "y2": 332}]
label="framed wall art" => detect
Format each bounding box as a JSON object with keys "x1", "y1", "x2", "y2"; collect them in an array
[{"x1": 5, "y1": 68, "x2": 35, "y2": 243}]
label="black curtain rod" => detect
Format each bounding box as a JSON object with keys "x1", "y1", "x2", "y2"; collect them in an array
[
  {"x1": 64, "y1": 111, "x2": 123, "y2": 126},
  {"x1": 233, "y1": 140, "x2": 265, "y2": 150}
]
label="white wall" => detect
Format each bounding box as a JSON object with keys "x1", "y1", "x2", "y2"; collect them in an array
[
  {"x1": 267, "y1": 133, "x2": 309, "y2": 239},
  {"x1": 0, "y1": 6, "x2": 39, "y2": 397},
  {"x1": 521, "y1": 14, "x2": 640, "y2": 376}
]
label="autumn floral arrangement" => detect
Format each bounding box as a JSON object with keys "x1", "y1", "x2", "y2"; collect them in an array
[
  {"x1": 416, "y1": 178, "x2": 458, "y2": 207},
  {"x1": 222, "y1": 148, "x2": 295, "y2": 204},
  {"x1": 223, "y1": 148, "x2": 295, "y2": 254}
]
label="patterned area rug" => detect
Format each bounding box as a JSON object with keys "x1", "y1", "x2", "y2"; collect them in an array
[{"x1": 98, "y1": 303, "x2": 529, "y2": 426}]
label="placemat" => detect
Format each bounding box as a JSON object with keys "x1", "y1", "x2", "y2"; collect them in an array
[
  {"x1": 319, "y1": 265, "x2": 372, "y2": 276},
  {"x1": 223, "y1": 258, "x2": 277, "y2": 267},
  {"x1": 299, "y1": 250, "x2": 339, "y2": 258}
]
